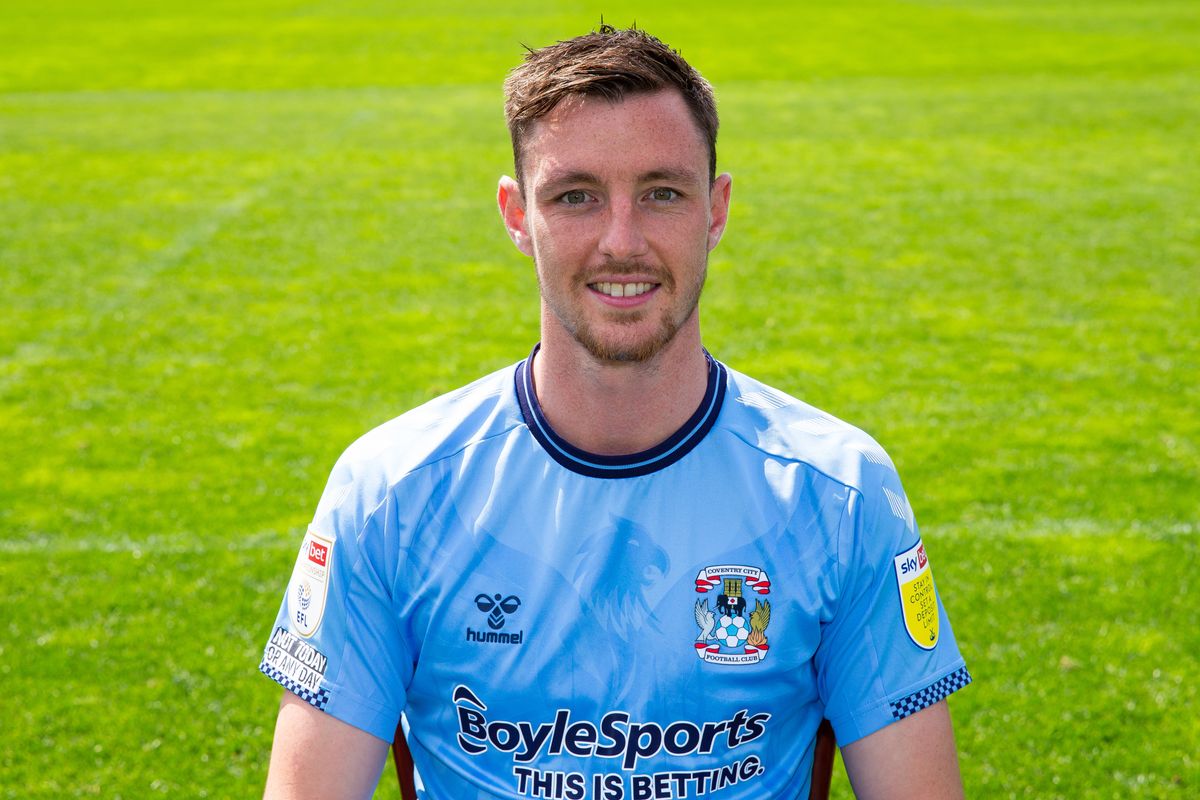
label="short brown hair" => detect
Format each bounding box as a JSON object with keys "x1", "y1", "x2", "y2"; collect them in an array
[{"x1": 503, "y1": 24, "x2": 719, "y2": 186}]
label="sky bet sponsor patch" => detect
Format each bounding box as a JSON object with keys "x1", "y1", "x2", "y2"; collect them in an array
[
  {"x1": 288, "y1": 528, "x2": 333, "y2": 637},
  {"x1": 894, "y1": 540, "x2": 939, "y2": 650}
]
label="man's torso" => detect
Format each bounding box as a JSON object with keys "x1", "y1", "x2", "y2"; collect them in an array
[{"x1": 261, "y1": 353, "x2": 968, "y2": 799}]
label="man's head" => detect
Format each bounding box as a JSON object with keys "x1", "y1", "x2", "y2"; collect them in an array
[
  {"x1": 503, "y1": 24, "x2": 719, "y2": 188},
  {"x1": 497, "y1": 26, "x2": 731, "y2": 366}
]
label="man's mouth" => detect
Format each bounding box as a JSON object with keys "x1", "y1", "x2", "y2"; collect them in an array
[{"x1": 589, "y1": 281, "x2": 657, "y2": 298}]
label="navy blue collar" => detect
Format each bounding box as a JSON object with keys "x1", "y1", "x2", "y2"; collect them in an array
[{"x1": 514, "y1": 344, "x2": 727, "y2": 479}]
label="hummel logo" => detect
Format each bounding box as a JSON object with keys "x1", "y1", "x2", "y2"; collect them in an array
[{"x1": 474, "y1": 593, "x2": 521, "y2": 630}]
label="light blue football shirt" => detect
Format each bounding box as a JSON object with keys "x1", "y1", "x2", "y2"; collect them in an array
[{"x1": 260, "y1": 349, "x2": 970, "y2": 799}]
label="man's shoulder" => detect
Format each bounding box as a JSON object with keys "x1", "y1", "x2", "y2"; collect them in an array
[
  {"x1": 334, "y1": 361, "x2": 524, "y2": 488},
  {"x1": 306, "y1": 362, "x2": 525, "y2": 539},
  {"x1": 719, "y1": 365, "x2": 899, "y2": 493}
]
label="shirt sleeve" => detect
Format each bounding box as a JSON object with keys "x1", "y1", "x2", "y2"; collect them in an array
[
  {"x1": 815, "y1": 466, "x2": 971, "y2": 745},
  {"x1": 258, "y1": 455, "x2": 413, "y2": 743}
]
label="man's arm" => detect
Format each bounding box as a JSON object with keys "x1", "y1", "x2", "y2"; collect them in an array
[
  {"x1": 840, "y1": 700, "x2": 964, "y2": 800},
  {"x1": 263, "y1": 691, "x2": 390, "y2": 800}
]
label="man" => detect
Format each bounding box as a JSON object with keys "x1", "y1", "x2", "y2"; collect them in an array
[{"x1": 260, "y1": 25, "x2": 970, "y2": 800}]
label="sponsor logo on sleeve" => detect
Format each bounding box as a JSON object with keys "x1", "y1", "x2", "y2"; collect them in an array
[
  {"x1": 308, "y1": 539, "x2": 329, "y2": 567},
  {"x1": 289, "y1": 529, "x2": 333, "y2": 637},
  {"x1": 894, "y1": 540, "x2": 939, "y2": 650}
]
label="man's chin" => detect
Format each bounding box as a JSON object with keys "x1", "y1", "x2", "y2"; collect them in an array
[{"x1": 573, "y1": 325, "x2": 678, "y2": 364}]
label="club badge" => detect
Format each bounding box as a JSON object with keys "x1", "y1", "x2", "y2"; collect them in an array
[
  {"x1": 693, "y1": 564, "x2": 772, "y2": 665},
  {"x1": 289, "y1": 528, "x2": 333, "y2": 638},
  {"x1": 894, "y1": 540, "x2": 939, "y2": 650}
]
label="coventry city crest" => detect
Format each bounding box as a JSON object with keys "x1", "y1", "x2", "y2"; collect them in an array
[{"x1": 693, "y1": 565, "x2": 772, "y2": 665}]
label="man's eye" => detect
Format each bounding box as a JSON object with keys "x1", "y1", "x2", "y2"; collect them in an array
[
  {"x1": 561, "y1": 190, "x2": 589, "y2": 205},
  {"x1": 649, "y1": 188, "x2": 679, "y2": 202}
]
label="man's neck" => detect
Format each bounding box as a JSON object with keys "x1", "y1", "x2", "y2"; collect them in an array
[{"x1": 531, "y1": 323, "x2": 710, "y2": 457}]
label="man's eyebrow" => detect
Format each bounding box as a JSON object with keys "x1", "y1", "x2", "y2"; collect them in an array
[
  {"x1": 638, "y1": 168, "x2": 705, "y2": 185},
  {"x1": 539, "y1": 170, "x2": 603, "y2": 190},
  {"x1": 536, "y1": 167, "x2": 705, "y2": 192}
]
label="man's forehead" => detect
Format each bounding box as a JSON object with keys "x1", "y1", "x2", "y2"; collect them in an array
[{"x1": 521, "y1": 90, "x2": 709, "y2": 187}]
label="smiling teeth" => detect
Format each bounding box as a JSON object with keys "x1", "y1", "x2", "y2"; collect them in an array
[{"x1": 593, "y1": 282, "x2": 653, "y2": 298}]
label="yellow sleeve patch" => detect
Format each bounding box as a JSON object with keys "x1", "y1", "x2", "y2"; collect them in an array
[{"x1": 894, "y1": 540, "x2": 939, "y2": 650}]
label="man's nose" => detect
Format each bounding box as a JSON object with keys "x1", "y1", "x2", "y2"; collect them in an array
[{"x1": 598, "y1": 198, "x2": 649, "y2": 261}]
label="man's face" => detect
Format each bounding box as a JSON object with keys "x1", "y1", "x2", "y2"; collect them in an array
[{"x1": 499, "y1": 89, "x2": 732, "y2": 363}]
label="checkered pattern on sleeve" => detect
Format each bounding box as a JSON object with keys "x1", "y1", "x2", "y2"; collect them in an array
[
  {"x1": 259, "y1": 659, "x2": 331, "y2": 711},
  {"x1": 889, "y1": 666, "x2": 972, "y2": 720}
]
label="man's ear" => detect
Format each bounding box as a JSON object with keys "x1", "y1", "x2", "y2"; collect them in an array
[
  {"x1": 706, "y1": 173, "x2": 733, "y2": 253},
  {"x1": 498, "y1": 176, "x2": 534, "y2": 257}
]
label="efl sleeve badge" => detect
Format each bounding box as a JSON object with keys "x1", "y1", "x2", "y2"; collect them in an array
[
  {"x1": 893, "y1": 540, "x2": 939, "y2": 650},
  {"x1": 288, "y1": 528, "x2": 334, "y2": 638}
]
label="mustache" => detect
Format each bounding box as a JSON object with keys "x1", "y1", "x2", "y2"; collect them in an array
[{"x1": 581, "y1": 262, "x2": 670, "y2": 282}]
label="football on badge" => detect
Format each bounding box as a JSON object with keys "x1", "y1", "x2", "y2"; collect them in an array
[{"x1": 715, "y1": 615, "x2": 750, "y2": 648}]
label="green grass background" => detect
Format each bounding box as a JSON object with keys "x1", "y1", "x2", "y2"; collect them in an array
[{"x1": 2, "y1": 1, "x2": 1197, "y2": 797}]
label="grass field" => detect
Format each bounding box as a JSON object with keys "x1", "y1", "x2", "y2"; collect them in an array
[{"x1": 2, "y1": 1, "x2": 1198, "y2": 797}]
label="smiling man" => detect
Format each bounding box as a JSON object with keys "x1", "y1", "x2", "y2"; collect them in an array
[{"x1": 261, "y1": 25, "x2": 970, "y2": 800}]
